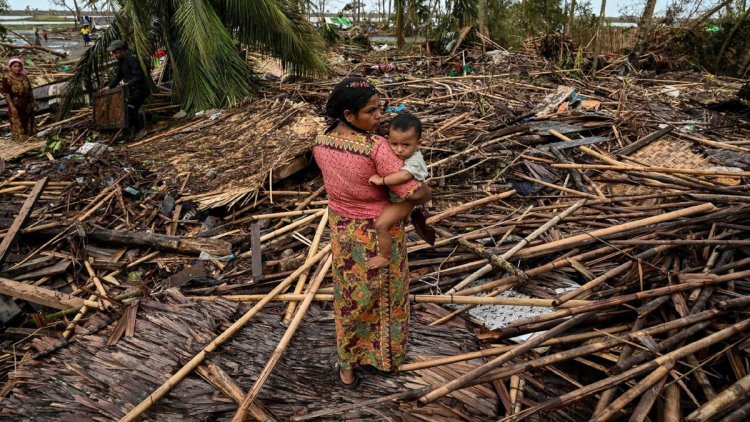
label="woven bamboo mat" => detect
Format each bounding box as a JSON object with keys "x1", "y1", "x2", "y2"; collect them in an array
[
  {"x1": 601, "y1": 137, "x2": 722, "y2": 196},
  {"x1": 0, "y1": 138, "x2": 44, "y2": 161}
]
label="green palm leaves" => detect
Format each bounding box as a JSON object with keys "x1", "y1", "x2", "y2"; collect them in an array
[{"x1": 64, "y1": 0, "x2": 326, "y2": 115}]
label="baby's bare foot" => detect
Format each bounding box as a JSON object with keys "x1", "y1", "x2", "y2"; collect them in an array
[{"x1": 366, "y1": 256, "x2": 391, "y2": 270}]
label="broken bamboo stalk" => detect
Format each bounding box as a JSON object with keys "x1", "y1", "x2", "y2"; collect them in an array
[
  {"x1": 553, "y1": 244, "x2": 674, "y2": 306},
  {"x1": 283, "y1": 209, "x2": 328, "y2": 324},
  {"x1": 592, "y1": 359, "x2": 674, "y2": 422},
  {"x1": 193, "y1": 293, "x2": 590, "y2": 307},
  {"x1": 508, "y1": 318, "x2": 750, "y2": 421},
  {"x1": 196, "y1": 363, "x2": 279, "y2": 422},
  {"x1": 551, "y1": 163, "x2": 750, "y2": 177},
  {"x1": 425, "y1": 190, "x2": 516, "y2": 225},
  {"x1": 515, "y1": 173, "x2": 600, "y2": 199},
  {"x1": 433, "y1": 244, "x2": 623, "y2": 326},
  {"x1": 447, "y1": 199, "x2": 587, "y2": 294},
  {"x1": 418, "y1": 312, "x2": 594, "y2": 405},
  {"x1": 685, "y1": 372, "x2": 750, "y2": 422},
  {"x1": 513, "y1": 203, "x2": 716, "y2": 259},
  {"x1": 118, "y1": 245, "x2": 331, "y2": 422},
  {"x1": 398, "y1": 324, "x2": 630, "y2": 372},
  {"x1": 233, "y1": 255, "x2": 332, "y2": 421}
]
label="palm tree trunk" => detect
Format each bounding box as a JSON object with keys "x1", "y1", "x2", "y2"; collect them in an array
[
  {"x1": 396, "y1": 0, "x2": 405, "y2": 48},
  {"x1": 477, "y1": 0, "x2": 488, "y2": 36},
  {"x1": 591, "y1": 0, "x2": 607, "y2": 78},
  {"x1": 567, "y1": 0, "x2": 577, "y2": 34},
  {"x1": 629, "y1": 0, "x2": 657, "y2": 65}
]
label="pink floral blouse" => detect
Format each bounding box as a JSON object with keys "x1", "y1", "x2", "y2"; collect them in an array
[{"x1": 313, "y1": 132, "x2": 420, "y2": 219}]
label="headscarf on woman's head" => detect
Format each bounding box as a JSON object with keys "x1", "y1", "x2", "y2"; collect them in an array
[
  {"x1": 7, "y1": 58, "x2": 28, "y2": 76},
  {"x1": 325, "y1": 77, "x2": 378, "y2": 133}
]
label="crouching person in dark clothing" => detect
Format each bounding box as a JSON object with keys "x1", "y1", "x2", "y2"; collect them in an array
[{"x1": 100, "y1": 40, "x2": 149, "y2": 141}]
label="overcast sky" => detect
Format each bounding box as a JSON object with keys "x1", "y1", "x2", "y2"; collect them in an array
[{"x1": 11, "y1": 0, "x2": 672, "y2": 19}]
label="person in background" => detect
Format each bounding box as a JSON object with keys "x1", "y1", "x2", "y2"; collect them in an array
[
  {"x1": 100, "y1": 40, "x2": 149, "y2": 141},
  {"x1": 1, "y1": 58, "x2": 36, "y2": 142},
  {"x1": 81, "y1": 24, "x2": 91, "y2": 47},
  {"x1": 33, "y1": 28, "x2": 41, "y2": 46},
  {"x1": 42, "y1": 30, "x2": 49, "y2": 43}
]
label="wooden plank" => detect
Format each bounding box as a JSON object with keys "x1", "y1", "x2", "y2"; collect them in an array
[
  {"x1": 15, "y1": 260, "x2": 71, "y2": 280},
  {"x1": 0, "y1": 276, "x2": 86, "y2": 310},
  {"x1": 0, "y1": 178, "x2": 47, "y2": 266},
  {"x1": 251, "y1": 223, "x2": 263, "y2": 279},
  {"x1": 161, "y1": 262, "x2": 207, "y2": 288},
  {"x1": 618, "y1": 126, "x2": 674, "y2": 156},
  {"x1": 271, "y1": 154, "x2": 310, "y2": 183},
  {"x1": 537, "y1": 136, "x2": 609, "y2": 152}
]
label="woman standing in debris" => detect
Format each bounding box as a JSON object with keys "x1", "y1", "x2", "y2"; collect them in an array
[
  {"x1": 1, "y1": 58, "x2": 36, "y2": 142},
  {"x1": 313, "y1": 77, "x2": 431, "y2": 388}
]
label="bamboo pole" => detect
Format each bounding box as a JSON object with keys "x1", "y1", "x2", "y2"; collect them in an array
[
  {"x1": 231, "y1": 208, "x2": 325, "y2": 225},
  {"x1": 553, "y1": 244, "x2": 674, "y2": 306},
  {"x1": 118, "y1": 245, "x2": 331, "y2": 422},
  {"x1": 283, "y1": 209, "x2": 328, "y2": 324},
  {"x1": 592, "y1": 360, "x2": 674, "y2": 421},
  {"x1": 424, "y1": 190, "x2": 516, "y2": 225},
  {"x1": 501, "y1": 276, "x2": 732, "y2": 330},
  {"x1": 418, "y1": 312, "x2": 594, "y2": 405},
  {"x1": 514, "y1": 173, "x2": 600, "y2": 199},
  {"x1": 508, "y1": 318, "x2": 750, "y2": 420},
  {"x1": 239, "y1": 210, "x2": 325, "y2": 258},
  {"x1": 608, "y1": 320, "x2": 713, "y2": 375},
  {"x1": 685, "y1": 373, "x2": 750, "y2": 422},
  {"x1": 447, "y1": 199, "x2": 587, "y2": 294},
  {"x1": 233, "y1": 255, "x2": 332, "y2": 422},
  {"x1": 397, "y1": 324, "x2": 629, "y2": 372},
  {"x1": 663, "y1": 382, "x2": 681, "y2": 422},
  {"x1": 432, "y1": 244, "x2": 623, "y2": 326},
  {"x1": 192, "y1": 294, "x2": 590, "y2": 308},
  {"x1": 551, "y1": 163, "x2": 750, "y2": 177},
  {"x1": 514, "y1": 203, "x2": 716, "y2": 259},
  {"x1": 195, "y1": 363, "x2": 279, "y2": 422}
]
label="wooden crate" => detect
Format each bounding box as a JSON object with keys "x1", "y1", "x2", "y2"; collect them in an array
[{"x1": 92, "y1": 85, "x2": 127, "y2": 130}]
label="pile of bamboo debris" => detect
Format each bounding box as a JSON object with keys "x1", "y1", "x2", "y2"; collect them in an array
[{"x1": 0, "y1": 42, "x2": 749, "y2": 421}]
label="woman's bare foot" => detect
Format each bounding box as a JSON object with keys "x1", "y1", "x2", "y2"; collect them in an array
[
  {"x1": 340, "y1": 367, "x2": 355, "y2": 385},
  {"x1": 366, "y1": 255, "x2": 391, "y2": 270}
]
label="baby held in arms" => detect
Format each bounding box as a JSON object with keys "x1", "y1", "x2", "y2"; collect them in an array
[{"x1": 367, "y1": 113, "x2": 428, "y2": 270}]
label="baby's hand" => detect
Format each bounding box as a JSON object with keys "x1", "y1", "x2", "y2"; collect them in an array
[{"x1": 369, "y1": 175, "x2": 384, "y2": 185}]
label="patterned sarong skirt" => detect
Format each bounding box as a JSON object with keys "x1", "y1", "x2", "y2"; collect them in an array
[{"x1": 329, "y1": 210, "x2": 410, "y2": 372}]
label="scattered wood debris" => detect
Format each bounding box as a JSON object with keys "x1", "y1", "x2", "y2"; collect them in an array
[{"x1": 0, "y1": 39, "x2": 749, "y2": 421}]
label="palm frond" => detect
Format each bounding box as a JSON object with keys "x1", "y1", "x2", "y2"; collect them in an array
[
  {"x1": 169, "y1": 0, "x2": 258, "y2": 111},
  {"x1": 211, "y1": 0, "x2": 328, "y2": 76}
]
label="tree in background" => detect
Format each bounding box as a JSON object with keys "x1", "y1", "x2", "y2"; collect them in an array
[
  {"x1": 63, "y1": 0, "x2": 327, "y2": 115},
  {"x1": 0, "y1": 0, "x2": 7, "y2": 40},
  {"x1": 52, "y1": 0, "x2": 83, "y2": 27}
]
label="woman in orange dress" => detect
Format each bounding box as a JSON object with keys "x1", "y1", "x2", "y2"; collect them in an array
[{"x1": 1, "y1": 58, "x2": 36, "y2": 142}]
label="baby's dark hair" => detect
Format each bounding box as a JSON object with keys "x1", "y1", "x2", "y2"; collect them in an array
[{"x1": 390, "y1": 113, "x2": 422, "y2": 139}]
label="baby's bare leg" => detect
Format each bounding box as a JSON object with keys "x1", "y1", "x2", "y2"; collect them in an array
[{"x1": 367, "y1": 202, "x2": 415, "y2": 270}]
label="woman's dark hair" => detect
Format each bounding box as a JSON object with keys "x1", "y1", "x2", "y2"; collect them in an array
[
  {"x1": 390, "y1": 113, "x2": 422, "y2": 138},
  {"x1": 325, "y1": 77, "x2": 378, "y2": 124}
]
